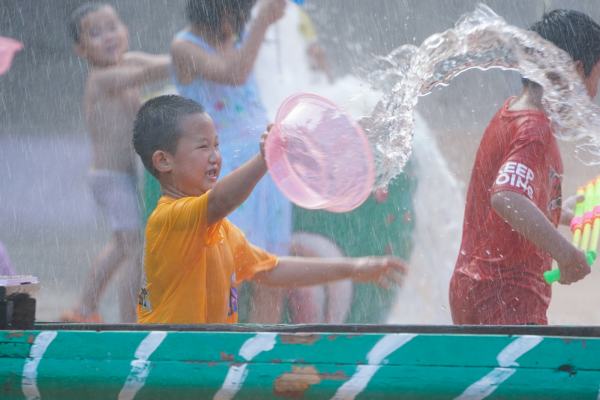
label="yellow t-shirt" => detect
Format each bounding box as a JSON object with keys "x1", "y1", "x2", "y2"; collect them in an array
[{"x1": 137, "y1": 193, "x2": 278, "y2": 324}]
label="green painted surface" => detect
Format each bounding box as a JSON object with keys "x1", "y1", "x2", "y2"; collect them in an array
[{"x1": 2, "y1": 329, "x2": 600, "y2": 399}]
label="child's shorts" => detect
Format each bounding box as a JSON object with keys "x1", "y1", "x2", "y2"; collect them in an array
[
  {"x1": 449, "y1": 272, "x2": 548, "y2": 325},
  {"x1": 88, "y1": 170, "x2": 141, "y2": 232}
]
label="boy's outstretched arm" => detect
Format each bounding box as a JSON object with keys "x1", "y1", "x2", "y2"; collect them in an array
[
  {"x1": 491, "y1": 191, "x2": 590, "y2": 284},
  {"x1": 206, "y1": 131, "x2": 269, "y2": 225},
  {"x1": 92, "y1": 54, "x2": 171, "y2": 93},
  {"x1": 171, "y1": 0, "x2": 286, "y2": 86},
  {"x1": 252, "y1": 256, "x2": 407, "y2": 288}
]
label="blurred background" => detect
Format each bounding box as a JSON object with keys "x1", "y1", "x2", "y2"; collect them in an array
[{"x1": 1, "y1": 0, "x2": 599, "y2": 324}]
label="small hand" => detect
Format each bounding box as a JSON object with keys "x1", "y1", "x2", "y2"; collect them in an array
[
  {"x1": 257, "y1": 0, "x2": 287, "y2": 26},
  {"x1": 352, "y1": 256, "x2": 407, "y2": 288},
  {"x1": 259, "y1": 124, "x2": 274, "y2": 161},
  {"x1": 558, "y1": 247, "x2": 591, "y2": 285}
]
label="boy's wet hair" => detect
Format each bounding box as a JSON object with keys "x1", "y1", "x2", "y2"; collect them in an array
[
  {"x1": 133, "y1": 95, "x2": 206, "y2": 178},
  {"x1": 68, "y1": 2, "x2": 107, "y2": 43},
  {"x1": 530, "y1": 9, "x2": 600, "y2": 76},
  {"x1": 186, "y1": 0, "x2": 256, "y2": 37}
]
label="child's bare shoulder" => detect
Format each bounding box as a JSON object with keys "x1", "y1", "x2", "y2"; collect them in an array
[{"x1": 171, "y1": 37, "x2": 205, "y2": 58}]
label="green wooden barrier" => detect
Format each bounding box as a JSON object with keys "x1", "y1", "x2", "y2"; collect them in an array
[{"x1": 2, "y1": 324, "x2": 600, "y2": 399}]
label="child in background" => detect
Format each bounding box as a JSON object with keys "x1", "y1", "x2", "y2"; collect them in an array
[
  {"x1": 249, "y1": 0, "x2": 338, "y2": 324},
  {"x1": 62, "y1": 3, "x2": 170, "y2": 322},
  {"x1": 252, "y1": 3, "x2": 416, "y2": 324},
  {"x1": 450, "y1": 9, "x2": 600, "y2": 325},
  {"x1": 170, "y1": 0, "x2": 290, "y2": 255},
  {"x1": 293, "y1": 167, "x2": 416, "y2": 324},
  {"x1": 133, "y1": 95, "x2": 406, "y2": 324},
  {"x1": 169, "y1": 0, "x2": 294, "y2": 322}
]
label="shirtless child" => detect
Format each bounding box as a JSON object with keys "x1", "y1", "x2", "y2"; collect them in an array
[{"x1": 62, "y1": 3, "x2": 170, "y2": 322}]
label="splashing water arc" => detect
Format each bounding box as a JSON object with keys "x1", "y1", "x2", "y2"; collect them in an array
[{"x1": 368, "y1": 3, "x2": 600, "y2": 187}]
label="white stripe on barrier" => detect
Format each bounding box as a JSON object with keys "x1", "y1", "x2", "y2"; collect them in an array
[
  {"x1": 213, "y1": 333, "x2": 278, "y2": 400},
  {"x1": 331, "y1": 333, "x2": 417, "y2": 400},
  {"x1": 118, "y1": 331, "x2": 167, "y2": 400},
  {"x1": 22, "y1": 331, "x2": 58, "y2": 400},
  {"x1": 455, "y1": 335, "x2": 543, "y2": 400}
]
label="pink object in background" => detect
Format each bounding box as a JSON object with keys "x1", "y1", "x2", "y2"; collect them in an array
[
  {"x1": 0, "y1": 36, "x2": 23, "y2": 76},
  {"x1": 265, "y1": 93, "x2": 375, "y2": 213}
]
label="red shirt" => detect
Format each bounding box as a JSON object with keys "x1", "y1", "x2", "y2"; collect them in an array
[{"x1": 454, "y1": 98, "x2": 563, "y2": 307}]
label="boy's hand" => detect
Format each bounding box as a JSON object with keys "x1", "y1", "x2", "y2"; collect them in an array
[
  {"x1": 257, "y1": 0, "x2": 286, "y2": 26},
  {"x1": 259, "y1": 124, "x2": 274, "y2": 161},
  {"x1": 557, "y1": 247, "x2": 591, "y2": 284},
  {"x1": 351, "y1": 257, "x2": 407, "y2": 288}
]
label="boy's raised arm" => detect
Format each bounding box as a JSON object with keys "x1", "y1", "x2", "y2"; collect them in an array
[
  {"x1": 206, "y1": 144, "x2": 268, "y2": 225},
  {"x1": 92, "y1": 54, "x2": 171, "y2": 93},
  {"x1": 171, "y1": 0, "x2": 286, "y2": 86},
  {"x1": 491, "y1": 190, "x2": 590, "y2": 284}
]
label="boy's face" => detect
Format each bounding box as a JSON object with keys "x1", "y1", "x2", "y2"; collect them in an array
[
  {"x1": 583, "y1": 61, "x2": 600, "y2": 99},
  {"x1": 75, "y1": 5, "x2": 129, "y2": 67},
  {"x1": 169, "y1": 113, "x2": 222, "y2": 196}
]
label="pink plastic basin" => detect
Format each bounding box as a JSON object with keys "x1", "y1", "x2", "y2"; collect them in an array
[{"x1": 265, "y1": 93, "x2": 375, "y2": 213}]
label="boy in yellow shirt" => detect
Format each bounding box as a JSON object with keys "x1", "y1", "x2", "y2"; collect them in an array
[{"x1": 132, "y1": 95, "x2": 407, "y2": 324}]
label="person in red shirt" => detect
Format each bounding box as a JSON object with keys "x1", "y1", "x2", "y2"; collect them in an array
[{"x1": 450, "y1": 9, "x2": 600, "y2": 325}]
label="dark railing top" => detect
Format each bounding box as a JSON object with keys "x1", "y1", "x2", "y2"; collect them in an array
[{"x1": 16, "y1": 322, "x2": 600, "y2": 338}]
